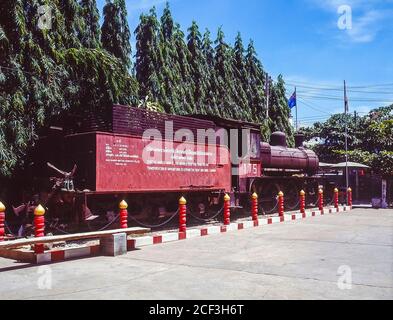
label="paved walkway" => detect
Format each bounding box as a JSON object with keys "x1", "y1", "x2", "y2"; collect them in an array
[{"x1": 0, "y1": 209, "x2": 392, "y2": 300}]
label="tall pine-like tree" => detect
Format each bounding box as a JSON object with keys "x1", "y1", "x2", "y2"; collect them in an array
[
  {"x1": 187, "y1": 21, "x2": 209, "y2": 114},
  {"x1": 245, "y1": 40, "x2": 266, "y2": 122},
  {"x1": 270, "y1": 75, "x2": 295, "y2": 146},
  {"x1": 80, "y1": 0, "x2": 101, "y2": 48},
  {"x1": 158, "y1": 3, "x2": 180, "y2": 113},
  {"x1": 173, "y1": 23, "x2": 195, "y2": 114},
  {"x1": 214, "y1": 27, "x2": 237, "y2": 118},
  {"x1": 135, "y1": 8, "x2": 161, "y2": 104},
  {"x1": 101, "y1": 0, "x2": 132, "y2": 68},
  {"x1": 233, "y1": 33, "x2": 252, "y2": 121},
  {"x1": 202, "y1": 29, "x2": 219, "y2": 114}
]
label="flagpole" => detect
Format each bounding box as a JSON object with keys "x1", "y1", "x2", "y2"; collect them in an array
[
  {"x1": 266, "y1": 73, "x2": 269, "y2": 119},
  {"x1": 295, "y1": 87, "x2": 298, "y2": 132}
]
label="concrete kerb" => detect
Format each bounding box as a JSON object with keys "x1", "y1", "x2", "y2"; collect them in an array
[
  {"x1": 0, "y1": 206, "x2": 351, "y2": 264},
  {"x1": 127, "y1": 206, "x2": 352, "y2": 250}
]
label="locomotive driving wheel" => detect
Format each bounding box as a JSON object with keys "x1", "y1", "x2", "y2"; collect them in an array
[
  {"x1": 253, "y1": 180, "x2": 280, "y2": 215},
  {"x1": 305, "y1": 181, "x2": 319, "y2": 207},
  {"x1": 284, "y1": 181, "x2": 301, "y2": 211}
]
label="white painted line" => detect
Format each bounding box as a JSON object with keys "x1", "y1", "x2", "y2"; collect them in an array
[
  {"x1": 36, "y1": 253, "x2": 52, "y2": 264},
  {"x1": 258, "y1": 219, "x2": 268, "y2": 226},
  {"x1": 305, "y1": 212, "x2": 313, "y2": 218},
  {"x1": 134, "y1": 236, "x2": 154, "y2": 247},
  {"x1": 271, "y1": 217, "x2": 281, "y2": 224},
  {"x1": 243, "y1": 221, "x2": 254, "y2": 229},
  {"x1": 64, "y1": 247, "x2": 91, "y2": 260},
  {"x1": 226, "y1": 223, "x2": 239, "y2": 232},
  {"x1": 186, "y1": 229, "x2": 201, "y2": 239},
  {"x1": 283, "y1": 215, "x2": 292, "y2": 222},
  {"x1": 161, "y1": 233, "x2": 178, "y2": 243},
  {"x1": 295, "y1": 213, "x2": 303, "y2": 220},
  {"x1": 207, "y1": 226, "x2": 221, "y2": 235}
]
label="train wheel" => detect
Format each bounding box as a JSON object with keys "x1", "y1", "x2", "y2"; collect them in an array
[
  {"x1": 323, "y1": 184, "x2": 335, "y2": 206},
  {"x1": 284, "y1": 182, "x2": 300, "y2": 211},
  {"x1": 305, "y1": 182, "x2": 319, "y2": 207},
  {"x1": 257, "y1": 182, "x2": 280, "y2": 214}
]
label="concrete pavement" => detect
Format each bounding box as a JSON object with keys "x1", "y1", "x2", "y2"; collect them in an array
[{"x1": 0, "y1": 208, "x2": 392, "y2": 300}]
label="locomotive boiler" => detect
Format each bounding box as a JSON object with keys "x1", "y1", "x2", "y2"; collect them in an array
[{"x1": 12, "y1": 104, "x2": 323, "y2": 233}]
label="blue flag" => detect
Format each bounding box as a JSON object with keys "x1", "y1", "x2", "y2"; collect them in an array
[{"x1": 288, "y1": 91, "x2": 297, "y2": 109}]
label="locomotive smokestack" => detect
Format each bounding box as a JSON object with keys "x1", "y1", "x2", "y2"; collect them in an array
[
  {"x1": 270, "y1": 132, "x2": 287, "y2": 147},
  {"x1": 295, "y1": 134, "x2": 305, "y2": 148}
]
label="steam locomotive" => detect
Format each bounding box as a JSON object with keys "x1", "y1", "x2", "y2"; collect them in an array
[{"x1": 12, "y1": 105, "x2": 324, "y2": 233}]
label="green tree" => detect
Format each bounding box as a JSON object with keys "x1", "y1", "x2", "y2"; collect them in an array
[
  {"x1": 270, "y1": 75, "x2": 294, "y2": 146},
  {"x1": 173, "y1": 23, "x2": 195, "y2": 114},
  {"x1": 61, "y1": 0, "x2": 85, "y2": 48},
  {"x1": 0, "y1": 0, "x2": 136, "y2": 178},
  {"x1": 245, "y1": 40, "x2": 266, "y2": 122},
  {"x1": 302, "y1": 105, "x2": 393, "y2": 175},
  {"x1": 214, "y1": 27, "x2": 238, "y2": 118},
  {"x1": 0, "y1": 0, "x2": 69, "y2": 177},
  {"x1": 202, "y1": 29, "x2": 219, "y2": 115},
  {"x1": 187, "y1": 21, "x2": 209, "y2": 114},
  {"x1": 135, "y1": 8, "x2": 161, "y2": 104},
  {"x1": 101, "y1": 0, "x2": 132, "y2": 68},
  {"x1": 158, "y1": 3, "x2": 182, "y2": 114},
  {"x1": 232, "y1": 33, "x2": 252, "y2": 121},
  {"x1": 80, "y1": 0, "x2": 101, "y2": 48}
]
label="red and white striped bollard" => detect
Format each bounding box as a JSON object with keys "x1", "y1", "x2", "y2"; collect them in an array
[
  {"x1": 278, "y1": 191, "x2": 284, "y2": 217},
  {"x1": 251, "y1": 193, "x2": 258, "y2": 221},
  {"x1": 179, "y1": 197, "x2": 187, "y2": 233},
  {"x1": 347, "y1": 188, "x2": 353, "y2": 208},
  {"x1": 318, "y1": 189, "x2": 324, "y2": 213},
  {"x1": 0, "y1": 202, "x2": 5, "y2": 242},
  {"x1": 34, "y1": 205, "x2": 46, "y2": 254},
  {"x1": 300, "y1": 190, "x2": 306, "y2": 214},
  {"x1": 119, "y1": 200, "x2": 128, "y2": 229},
  {"x1": 224, "y1": 194, "x2": 231, "y2": 225},
  {"x1": 334, "y1": 188, "x2": 339, "y2": 210}
]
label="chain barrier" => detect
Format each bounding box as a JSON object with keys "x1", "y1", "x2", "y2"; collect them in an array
[
  {"x1": 326, "y1": 197, "x2": 334, "y2": 206},
  {"x1": 4, "y1": 221, "x2": 17, "y2": 237},
  {"x1": 45, "y1": 221, "x2": 72, "y2": 235},
  {"x1": 188, "y1": 206, "x2": 224, "y2": 223},
  {"x1": 285, "y1": 198, "x2": 301, "y2": 211},
  {"x1": 127, "y1": 210, "x2": 179, "y2": 229},
  {"x1": 97, "y1": 214, "x2": 120, "y2": 231},
  {"x1": 308, "y1": 198, "x2": 319, "y2": 208},
  {"x1": 262, "y1": 198, "x2": 279, "y2": 214}
]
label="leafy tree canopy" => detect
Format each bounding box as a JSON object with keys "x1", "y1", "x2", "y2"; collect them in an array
[{"x1": 302, "y1": 105, "x2": 393, "y2": 176}]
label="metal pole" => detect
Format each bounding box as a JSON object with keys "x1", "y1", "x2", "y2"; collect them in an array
[
  {"x1": 295, "y1": 87, "x2": 298, "y2": 132},
  {"x1": 266, "y1": 73, "x2": 270, "y2": 119},
  {"x1": 344, "y1": 80, "x2": 349, "y2": 191}
]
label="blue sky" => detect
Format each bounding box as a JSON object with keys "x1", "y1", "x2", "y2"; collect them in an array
[{"x1": 96, "y1": 0, "x2": 393, "y2": 126}]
